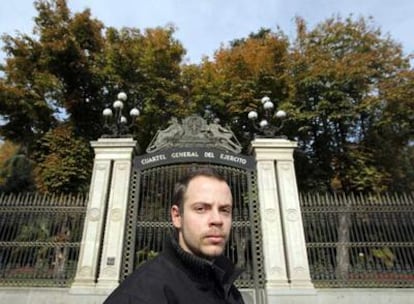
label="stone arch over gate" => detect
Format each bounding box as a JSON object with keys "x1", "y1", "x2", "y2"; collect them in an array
[{"x1": 122, "y1": 115, "x2": 265, "y2": 302}]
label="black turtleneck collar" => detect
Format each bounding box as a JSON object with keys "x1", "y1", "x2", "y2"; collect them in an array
[{"x1": 163, "y1": 235, "x2": 243, "y2": 290}]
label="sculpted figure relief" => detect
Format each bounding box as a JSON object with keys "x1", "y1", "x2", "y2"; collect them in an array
[
  {"x1": 146, "y1": 115, "x2": 242, "y2": 154},
  {"x1": 146, "y1": 117, "x2": 184, "y2": 153},
  {"x1": 206, "y1": 123, "x2": 242, "y2": 154}
]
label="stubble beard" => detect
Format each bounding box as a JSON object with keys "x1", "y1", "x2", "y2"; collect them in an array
[{"x1": 180, "y1": 230, "x2": 228, "y2": 260}]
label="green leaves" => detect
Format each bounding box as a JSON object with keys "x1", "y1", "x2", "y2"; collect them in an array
[
  {"x1": 372, "y1": 247, "x2": 395, "y2": 269},
  {"x1": 0, "y1": 2, "x2": 412, "y2": 193},
  {"x1": 290, "y1": 15, "x2": 413, "y2": 192},
  {"x1": 32, "y1": 124, "x2": 92, "y2": 193}
]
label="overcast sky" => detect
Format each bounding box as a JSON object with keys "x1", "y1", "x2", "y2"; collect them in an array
[{"x1": 0, "y1": 0, "x2": 413, "y2": 64}]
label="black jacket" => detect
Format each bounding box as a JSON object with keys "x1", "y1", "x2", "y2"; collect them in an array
[{"x1": 104, "y1": 237, "x2": 245, "y2": 304}]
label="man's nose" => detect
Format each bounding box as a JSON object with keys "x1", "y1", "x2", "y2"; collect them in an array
[{"x1": 209, "y1": 209, "x2": 223, "y2": 225}]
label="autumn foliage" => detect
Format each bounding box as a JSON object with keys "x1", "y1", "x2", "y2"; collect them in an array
[{"x1": 0, "y1": 0, "x2": 413, "y2": 193}]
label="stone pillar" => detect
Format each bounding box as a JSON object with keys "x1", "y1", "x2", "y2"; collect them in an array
[
  {"x1": 250, "y1": 139, "x2": 289, "y2": 289},
  {"x1": 250, "y1": 138, "x2": 314, "y2": 292},
  {"x1": 71, "y1": 137, "x2": 137, "y2": 293}
]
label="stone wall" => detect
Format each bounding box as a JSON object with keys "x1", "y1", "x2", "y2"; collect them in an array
[{"x1": 2, "y1": 288, "x2": 413, "y2": 304}]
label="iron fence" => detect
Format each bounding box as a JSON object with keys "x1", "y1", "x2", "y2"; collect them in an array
[
  {"x1": 1, "y1": 190, "x2": 413, "y2": 289},
  {"x1": 300, "y1": 192, "x2": 414, "y2": 288},
  {"x1": 0, "y1": 192, "x2": 87, "y2": 287}
]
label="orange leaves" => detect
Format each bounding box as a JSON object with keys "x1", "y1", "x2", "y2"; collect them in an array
[{"x1": 214, "y1": 32, "x2": 289, "y2": 80}]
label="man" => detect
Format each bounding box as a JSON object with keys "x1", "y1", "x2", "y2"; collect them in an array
[{"x1": 104, "y1": 168, "x2": 245, "y2": 304}]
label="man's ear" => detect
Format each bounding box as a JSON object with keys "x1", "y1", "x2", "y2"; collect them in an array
[{"x1": 171, "y1": 205, "x2": 181, "y2": 229}]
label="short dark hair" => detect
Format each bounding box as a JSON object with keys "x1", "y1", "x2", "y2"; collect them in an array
[{"x1": 171, "y1": 167, "x2": 228, "y2": 213}]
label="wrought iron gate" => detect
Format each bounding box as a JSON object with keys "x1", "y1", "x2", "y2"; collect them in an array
[{"x1": 121, "y1": 115, "x2": 265, "y2": 295}]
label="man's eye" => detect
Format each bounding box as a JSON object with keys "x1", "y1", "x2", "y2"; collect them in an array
[
  {"x1": 194, "y1": 206, "x2": 205, "y2": 213},
  {"x1": 221, "y1": 208, "x2": 232, "y2": 214}
]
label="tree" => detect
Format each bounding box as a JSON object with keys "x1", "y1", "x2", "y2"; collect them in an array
[
  {"x1": 32, "y1": 123, "x2": 92, "y2": 193},
  {"x1": 289, "y1": 16, "x2": 414, "y2": 283},
  {"x1": 1, "y1": 3, "x2": 413, "y2": 193},
  {"x1": 182, "y1": 28, "x2": 292, "y2": 150},
  {"x1": 102, "y1": 25, "x2": 187, "y2": 147},
  {"x1": 0, "y1": 37, "x2": 57, "y2": 149},
  {"x1": 289, "y1": 16, "x2": 414, "y2": 192},
  {"x1": 31, "y1": 0, "x2": 106, "y2": 140},
  {"x1": 0, "y1": 0, "x2": 106, "y2": 146},
  {"x1": 0, "y1": 141, "x2": 36, "y2": 193},
  {"x1": 1, "y1": 0, "x2": 188, "y2": 190}
]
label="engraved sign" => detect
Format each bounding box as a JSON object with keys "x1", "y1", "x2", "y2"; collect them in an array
[{"x1": 135, "y1": 147, "x2": 255, "y2": 170}]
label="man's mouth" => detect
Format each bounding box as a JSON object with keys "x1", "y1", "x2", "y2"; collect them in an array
[{"x1": 205, "y1": 235, "x2": 225, "y2": 243}]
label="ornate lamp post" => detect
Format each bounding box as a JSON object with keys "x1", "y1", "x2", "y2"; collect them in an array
[
  {"x1": 102, "y1": 92, "x2": 140, "y2": 137},
  {"x1": 247, "y1": 96, "x2": 287, "y2": 138}
]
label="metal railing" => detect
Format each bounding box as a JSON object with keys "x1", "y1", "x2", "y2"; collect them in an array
[
  {"x1": 0, "y1": 193, "x2": 87, "y2": 287},
  {"x1": 301, "y1": 192, "x2": 414, "y2": 287},
  {"x1": 1, "y1": 190, "x2": 413, "y2": 288}
]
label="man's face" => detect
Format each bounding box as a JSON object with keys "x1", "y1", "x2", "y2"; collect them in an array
[{"x1": 171, "y1": 176, "x2": 233, "y2": 259}]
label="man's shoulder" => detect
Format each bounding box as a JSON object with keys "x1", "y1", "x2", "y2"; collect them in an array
[
  {"x1": 104, "y1": 254, "x2": 179, "y2": 303},
  {"x1": 126, "y1": 253, "x2": 177, "y2": 282}
]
